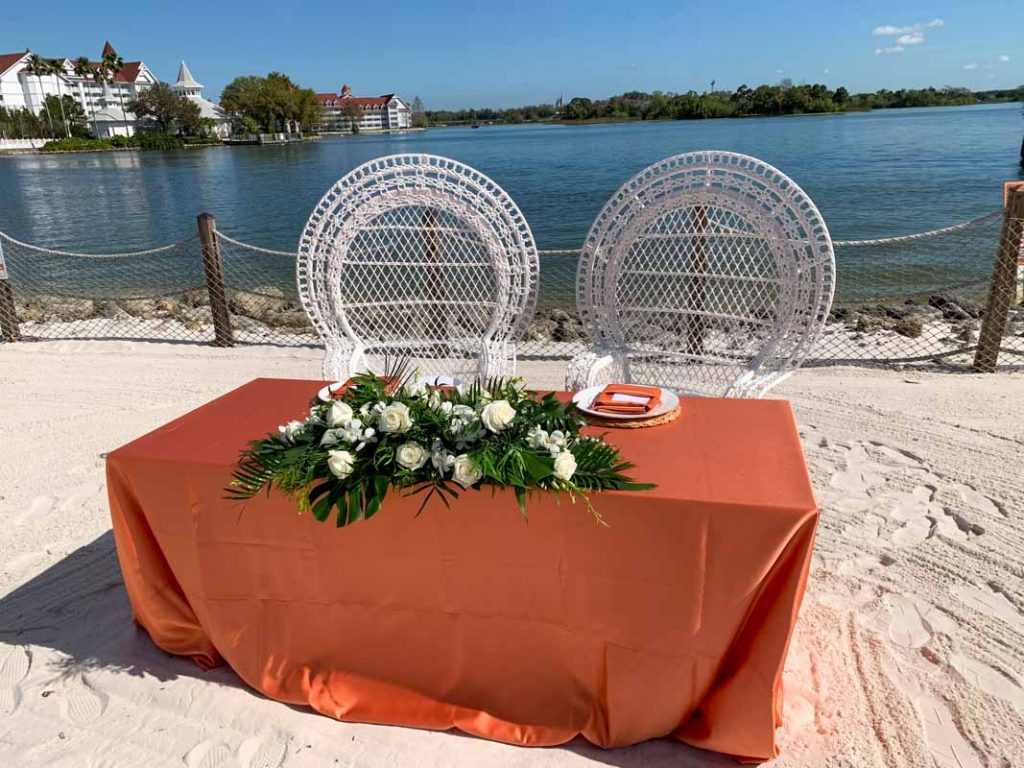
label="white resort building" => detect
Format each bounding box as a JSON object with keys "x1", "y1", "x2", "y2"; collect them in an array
[
  {"x1": 316, "y1": 85, "x2": 412, "y2": 133},
  {"x1": 0, "y1": 43, "x2": 231, "y2": 139},
  {"x1": 170, "y1": 61, "x2": 232, "y2": 138}
]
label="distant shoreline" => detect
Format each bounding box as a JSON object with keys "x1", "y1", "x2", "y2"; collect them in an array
[{"x1": 431, "y1": 99, "x2": 1022, "y2": 129}]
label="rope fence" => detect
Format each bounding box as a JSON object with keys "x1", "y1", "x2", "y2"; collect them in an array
[{"x1": 1, "y1": 200, "x2": 1022, "y2": 371}]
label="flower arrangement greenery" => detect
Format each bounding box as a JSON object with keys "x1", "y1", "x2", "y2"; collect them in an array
[{"x1": 227, "y1": 367, "x2": 654, "y2": 526}]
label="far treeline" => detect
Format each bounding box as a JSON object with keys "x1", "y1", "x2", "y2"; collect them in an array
[{"x1": 425, "y1": 82, "x2": 1024, "y2": 124}]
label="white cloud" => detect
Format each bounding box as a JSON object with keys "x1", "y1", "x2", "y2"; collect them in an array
[
  {"x1": 896, "y1": 32, "x2": 925, "y2": 45},
  {"x1": 872, "y1": 18, "x2": 943, "y2": 54},
  {"x1": 873, "y1": 18, "x2": 943, "y2": 36},
  {"x1": 963, "y1": 63, "x2": 979, "y2": 70},
  {"x1": 998, "y1": 54, "x2": 1010, "y2": 63},
  {"x1": 823, "y1": 68, "x2": 830, "y2": 74}
]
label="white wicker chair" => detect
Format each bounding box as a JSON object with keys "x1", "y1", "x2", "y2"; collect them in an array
[
  {"x1": 566, "y1": 151, "x2": 835, "y2": 398},
  {"x1": 297, "y1": 154, "x2": 539, "y2": 382}
]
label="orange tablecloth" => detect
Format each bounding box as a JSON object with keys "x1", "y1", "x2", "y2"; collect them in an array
[{"x1": 106, "y1": 378, "x2": 817, "y2": 762}]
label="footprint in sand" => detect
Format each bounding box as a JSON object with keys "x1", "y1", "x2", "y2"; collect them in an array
[
  {"x1": 891, "y1": 517, "x2": 933, "y2": 548},
  {"x1": 886, "y1": 594, "x2": 932, "y2": 648},
  {"x1": 869, "y1": 442, "x2": 926, "y2": 468},
  {"x1": 950, "y1": 583, "x2": 1023, "y2": 629},
  {"x1": 0, "y1": 645, "x2": 30, "y2": 715},
  {"x1": 951, "y1": 483, "x2": 1006, "y2": 519},
  {"x1": 59, "y1": 676, "x2": 107, "y2": 725},
  {"x1": 184, "y1": 740, "x2": 241, "y2": 768},
  {"x1": 950, "y1": 655, "x2": 1024, "y2": 710},
  {"x1": 238, "y1": 736, "x2": 288, "y2": 768},
  {"x1": 916, "y1": 694, "x2": 984, "y2": 768},
  {"x1": 14, "y1": 496, "x2": 56, "y2": 526},
  {"x1": 888, "y1": 485, "x2": 939, "y2": 522}
]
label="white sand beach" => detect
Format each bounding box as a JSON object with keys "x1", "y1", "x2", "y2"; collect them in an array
[{"x1": 1, "y1": 340, "x2": 1022, "y2": 767}]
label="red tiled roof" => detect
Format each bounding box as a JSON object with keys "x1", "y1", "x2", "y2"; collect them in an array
[
  {"x1": 316, "y1": 92, "x2": 397, "y2": 109},
  {"x1": 86, "y1": 60, "x2": 143, "y2": 82},
  {"x1": 0, "y1": 51, "x2": 28, "y2": 77}
]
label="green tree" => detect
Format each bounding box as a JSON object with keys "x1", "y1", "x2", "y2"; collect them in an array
[
  {"x1": 343, "y1": 102, "x2": 364, "y2": 133},
  {"x1": 220, "y1": 72, "x2": 320, "y2": 132},
  {"x1": 43, "y1": 95, "x2": 87, "y2": 137},
  {"x1": 45, "y1": 58, "x2": 70, "y2": 136},
  {"x1": 101, "y1": 48, "x2": 130, "y2": 137},
  {"x1": 72, "y1": 56, "x2": 98, "y2": 137},
  {"x1": 127, "y1": 82, "x2": 200, "y2": 134},
  {"x1": 833, "y1": 86, "x2": 850, "y2": 106},
  {"x1": 563, "y1": 97, "x2": 594, "y2": 120},
  {"x1": 411, "y1": 95, "x2": 428, "y2": 128},
  {"x1": 26, "y1": 54, "x2": 55, "y2": 137}
]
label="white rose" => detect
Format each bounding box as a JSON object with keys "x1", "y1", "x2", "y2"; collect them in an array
[
  {"x1": 327, "y1": 401, "x2": 354, "y2": 427},
  {"x1": 377, "y1": 402, "x2": 413, "y2": 433},
  {"x1": 452, "y1": 454, "x2": 483, "y2": 488},
  {"x1": 278, "y1": 420, "x2": 304, "y2": 443},
  {"x1": 527, "y1": 425, "x2": 550, "y2": 450},
  {"x1": 480, "y1": 400, "x2": 516, "y2": 433},
  {"x1": 395, "y1": 441, "x2": 429, "y2": 470},
  {"x1": 553, "y1": 450, "x2": 577, "y2": 482},
  {"x1": 327, "y1": 449, "x2": 356, "y2": 479}
]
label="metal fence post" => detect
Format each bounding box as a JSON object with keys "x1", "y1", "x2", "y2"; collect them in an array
[
  {"x1": 973, "y1": 188, "x2": 1024, "y2": 372},
  {"x1": 196, "y1": 213, "x2": 234, "y2": 347},
  {"x1": 0, "y1": 239, "x2": 19, "y2": 342}
]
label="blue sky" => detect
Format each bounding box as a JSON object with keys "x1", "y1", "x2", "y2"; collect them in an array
[{"x1": 2, "y1": 1, "x2": 1021, "y2": 109}]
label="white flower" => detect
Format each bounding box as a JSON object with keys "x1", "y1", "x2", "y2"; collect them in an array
[
  {"x1": 527, "y1": 425, "x2": 550, "y2": 450},
  {"x1": 547, "y1": 429, "x2": 568, "y2": 456},
  {"x1": 395, "y1": 441, "x2": 429, "y2": 470},
  {"x1": 451, "y1": 404, "x2": 475, "y2": 421},
  {"x1": 377, "y1": 402, "x2": 413, "y2": 433},
  {"x1": 452, "y1": 454, "x2": 483, "y2": 488},
  {"x1": 553, "y1": 450, "x2": 577, "y2": 482},
  {"x1": 327, "y1": 401, "x2": 354, "y2": 427},
  {"x1": 480, "y1": 399, "x2": 516, "y2": 432},
  {"x1": 327, "y1": 449, "x2": 356, "y2": 479},
  {"x1": 431, "y1": 439, "x2": 456, "y2": 476},
  {"x1": 404, "y1": 381, "x2": 427, "y2": 399},
  {"x1": 278, "y1": 420, "x2": 304, "y2": 443}
]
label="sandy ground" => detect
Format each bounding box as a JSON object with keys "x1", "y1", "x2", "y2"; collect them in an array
[{"x1": 0, "y1": 340, "x2": 1022, "y2": 767}]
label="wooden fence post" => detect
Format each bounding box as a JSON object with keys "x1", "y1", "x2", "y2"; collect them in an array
[
  {"x1": 973, "y1": 188, "x2": 1024, "y2": 372},
  {"x1": 196, "y1": 213, "x2": 234, "y2": 347},
  {"x1": 0, "y1": 240, "x2": 19, "y2": 342}
]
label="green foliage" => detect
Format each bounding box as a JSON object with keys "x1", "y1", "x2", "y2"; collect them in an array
[
  {"x1": 127, "y1": 82, "x2": 202, "y2": 135},
  {"x1": 43, "y1": 95, "x2": 89, "y2": 137},
  {"x1": 227, "y1": 372, "x2": 654, "y2": 527},
  {"x1": 424, "y1": 81, "x2": 1016, "y2": 126},
  {"x1": 39, "y1": 137, "x2": 113, "y2": 152},
  {"x1": 411, "y1": 96, "x2": 428, "y2": 128},
  {"x1": 220, "y1": 72, "x2": 322, "y2": 132},
  {"x1": 39, "y1": 132, "x2": 185, "y2": 152},
  {"x1": 134, "y1": 132, "x2": 185, "y2": 150}
]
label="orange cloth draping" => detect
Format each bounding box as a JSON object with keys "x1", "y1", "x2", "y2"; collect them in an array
[{"x1": 106, "y1": 378, "x2": 818, "y2": 763}]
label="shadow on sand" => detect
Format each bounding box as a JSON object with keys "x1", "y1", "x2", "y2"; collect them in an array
[{"x1": 0, "y1": 531, "x2": 732, "y2": 767}]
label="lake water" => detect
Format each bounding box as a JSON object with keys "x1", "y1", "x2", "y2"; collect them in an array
[{"x1": 2, "y1": 103, "x2": 1022, "y2": 253}]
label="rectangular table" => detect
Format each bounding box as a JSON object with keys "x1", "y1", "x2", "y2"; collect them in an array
[{"x1": 106, "y1": 378, "x2": 817, "y2": 762}]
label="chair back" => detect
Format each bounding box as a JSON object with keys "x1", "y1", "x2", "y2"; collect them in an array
[
  {"x1": 298, "y1": 154, "x2": 539, "y2": 381},
  {"x1": 576, "y1": 151, "x2": 835, "y2": 397}
]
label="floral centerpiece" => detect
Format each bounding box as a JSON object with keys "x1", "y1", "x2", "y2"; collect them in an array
[{"x1": 227, "y1": 370, "x2": 654, "y2": 526}]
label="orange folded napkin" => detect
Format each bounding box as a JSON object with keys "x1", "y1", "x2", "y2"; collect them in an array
[
  {"x1": 333, "y1": 376, "x2": 400, "y2": 397},
  {"x1": 591, "y1": 384, "x2": 663, "y2": 414}
]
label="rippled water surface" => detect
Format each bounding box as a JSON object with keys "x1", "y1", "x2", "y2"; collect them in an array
[{"x1": 2, "y1": 103, "x2": 1021, "y2": 253}]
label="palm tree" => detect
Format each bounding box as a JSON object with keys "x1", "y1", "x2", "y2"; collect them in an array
[
  {"x1": 102, "y1": 49, "x2": 130, "y2": 137},
  {"x1": 26, "y1": 54, "x2": 55, "y2": 137},
  {"x1": 90, "y1": 61, "x2": 111, "y2": 138},
  {"x1": 46, "y1": 58, "x2": 69, "y2": 137},
  {"x1": 72, "y1": 57, "x2": 98, "y2": 137}
]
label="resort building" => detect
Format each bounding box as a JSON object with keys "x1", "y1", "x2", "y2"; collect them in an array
[
  {"x1": 316, "y1": 85, "x2": 412, "y2": 133},
  {"x1": 0, "y1": 43, "x2": 158, "y2": 136},
  {"x1": 169, "y1": 61, "x2": 232, "y2": 138},
  {"x1": 0, "y1": 43, "x2": 231, "y2": 138}
]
